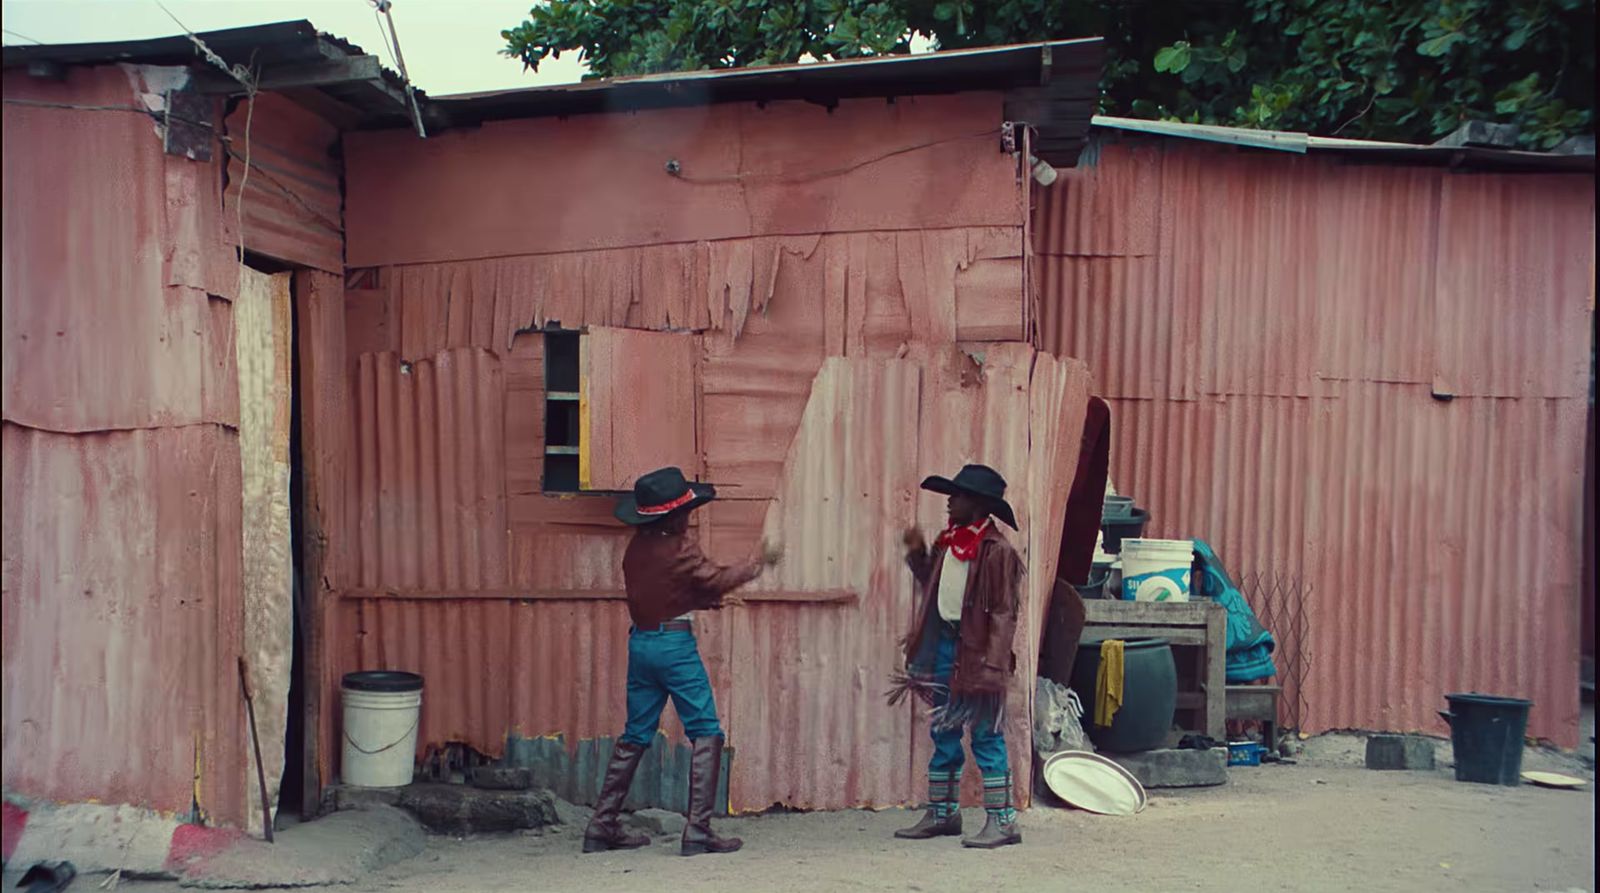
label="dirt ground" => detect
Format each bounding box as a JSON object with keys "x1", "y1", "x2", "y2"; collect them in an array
[{"x1": 102, "y1": 726, "x2": 1595, "y2": 893}]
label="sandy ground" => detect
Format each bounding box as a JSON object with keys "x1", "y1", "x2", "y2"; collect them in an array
[{"x1": 91, "y1": 726, "x2": 1595, "y2": 893}]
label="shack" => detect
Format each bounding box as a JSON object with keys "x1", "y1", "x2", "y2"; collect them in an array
[{"x1": 2, "y1": 23, "x2": 1103, "y2": 831}]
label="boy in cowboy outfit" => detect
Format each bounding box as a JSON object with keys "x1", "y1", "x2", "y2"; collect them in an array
[
  {"x1": 583, "y1": 467, "x2": 780, "y2": 857},
  {"x1": 890, "y1": 464, "x2": 1025, "y2": 849}
]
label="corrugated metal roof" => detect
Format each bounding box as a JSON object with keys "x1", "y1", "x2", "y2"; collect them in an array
[
  {"x1": 6, "y1": 23, "x2": 1102, "y2": 159},
  {"x1": 1036, "y1": 137, "x2": 1594, "y2": 745},
  {"x1": 1, "y1": 20, "x2": 422, "y2": 131},
  {"x1": 436, "y1": 39, "x2": 1100, "y2": 126},
  {"x1": 1091, "y1": 115, "x2": 1595, "y2": 172}
]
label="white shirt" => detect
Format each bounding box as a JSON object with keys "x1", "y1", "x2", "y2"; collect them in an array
[{"x1": 937, "y1": 549, "x2": 971, "y2": 623}]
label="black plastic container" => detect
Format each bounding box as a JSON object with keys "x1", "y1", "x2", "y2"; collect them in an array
[
  {"x1": 1071, "y1": 637, "x2": 1177, "y2": 753},
  {"x1": 1100, "y1": 508, "x2": 1150, "y2": 555},
  {"x1": 1440, "y1": 693, "x2": 1532, "y2": 786}
]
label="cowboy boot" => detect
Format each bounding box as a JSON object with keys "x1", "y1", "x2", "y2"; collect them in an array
[
  {"x1": 961, "y1": 811, "x2": 1022, "y2": 849},
  {"x1": 894, "y1": 808, "x2": 963, "y2": 839},
  {"x1": 680, "y1": 736, "x2": 742, "y2": 856},
  {"x1": 962, "y1": 772, "x2": 1021, "y2": 849},
  {"x1": 894, "y1": 770, "x2": 961, "y2": 839},
  {"x1": 582, "y1": 742, "x2": 652, "y2": 853}
]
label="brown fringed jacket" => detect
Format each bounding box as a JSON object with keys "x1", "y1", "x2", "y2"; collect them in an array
[{"x1": 891, "y1": 525, "x2": 1024, "y2": 729}]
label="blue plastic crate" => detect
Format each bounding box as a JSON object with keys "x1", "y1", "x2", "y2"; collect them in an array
[{"x1": 1228, "y1": 741, "x2": 1266, "y2": 766}]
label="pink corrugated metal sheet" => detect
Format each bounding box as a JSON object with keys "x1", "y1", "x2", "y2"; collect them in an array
[
  {"x1": 350, "y1": 348, "x2": 509, "y2": 591},
  {"x1": 224, "y1": 92, "x2": 343, "y2": 273},
  {"x1": 3, "y1": 65, "x2": 255, "y2": 823},
  {"x1": 1036, "y1": 136, "x2": 1594, "y2": 745},
  {"x1": 342, "y1": 93, "x2": 1018, "y2": 267},
  {"x1": 3, "y1": 65, "x2": 235, "y2": 433},
  {"x1": 325, "y1": 98, "x2": 1084, "y2": 807}
]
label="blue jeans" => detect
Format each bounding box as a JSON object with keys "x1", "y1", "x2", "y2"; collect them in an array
[
  {"x1": 928, "y1": 626, "x2": 1009, "y2": 776},
  {"x1": 621, "y1": 629, "x2": 724, "y2": 746}
]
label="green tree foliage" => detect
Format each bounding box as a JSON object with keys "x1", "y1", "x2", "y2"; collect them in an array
[{"x1": 502, "y1": 0, "x2": 1594, "y2": 148}]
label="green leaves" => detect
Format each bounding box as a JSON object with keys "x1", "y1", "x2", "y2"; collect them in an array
[
  {"x1": 1153, "y1": 41, "x2": 1191, "y2": 73},
  {"x1": 500, "y1": 0, "x2": 1594, "y2": 150}
]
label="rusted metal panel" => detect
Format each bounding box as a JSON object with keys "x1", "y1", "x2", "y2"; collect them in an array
[
  {"x1": 343, "y1": 93, "x2": 1020, "y2": 267},
  {"x1": 1036, "y1": 136, "x2": 1594, "y2": 745},
  {"x1": 3, "y1": 65, "x2": 235, "y2": 433},
  {"x1": 1430, "y1": 173, "x2": 1594, "y2": 398},
  {"x1": 2, "y1": 64, "x2": 255, "y2": 826},
  {"x1": 351, "y1": 348, "x2": 509, "y2": 591},
  {"x1": 580, "y1": 328, "x2": 698, "y2": 491},
  {"x1": 223, "y1": 92, "x2": 343, "y2": 273},
  {"x1": 2, "y1": 424, "x2": 248, "y2": 825}
]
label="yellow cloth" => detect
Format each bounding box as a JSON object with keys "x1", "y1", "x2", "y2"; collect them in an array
[{"x1": 1094, "y1": 639, "x2": 1125, "y2": 728}]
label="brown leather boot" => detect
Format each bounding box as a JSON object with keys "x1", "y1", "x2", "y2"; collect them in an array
[
  {"x1": 894, "y1": 807, "x2": 963, "y2": 839},
  {"x1": 582, "y1": 742, "x2": 652, "y2": 854},
  {"x1": 961, "y1": 812, "x2": 1022, "y2": 849},
  {"x1": 680, "y1": 736, "x2": 742, "y2": 856}
]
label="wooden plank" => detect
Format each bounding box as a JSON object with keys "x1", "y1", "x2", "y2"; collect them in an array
[
  {"x1": 1204, "y1": 605, "x2": 1227, "y2": 740},
  {"x1": 1078, "y1": 625, "x2": 1207, "y2": 646},
  {"x1": 1083, "y1": 600, "x2": 1213, "y2": 625},
  {"x1": 1226, "y1": 686, "x2": 1282, "y2": 721},
  {"x1": 292, "y1": 269, "x2": 349, "y2": 819},
  {"x1": 340, "y1": 587, "x2": 856, "y2": 604},
  {"x1": 236, "y1": 268, "x2": 293, "y2": 838}
]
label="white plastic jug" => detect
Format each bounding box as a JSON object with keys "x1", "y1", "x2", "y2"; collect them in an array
[
  {"x1": 342, "y1": 671, "x2": 423, "y2": 788},
  {"x1": 1120, "y1": 538, "x2": 1195, "y2": 602}
]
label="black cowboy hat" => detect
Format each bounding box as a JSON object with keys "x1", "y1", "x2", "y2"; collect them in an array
[
  {"x1": 921, "y1": 464, "x2": 1018, "y2": 529},
  {"x1": 614, "y1": 466, "x2": 716, "y2": 526}
]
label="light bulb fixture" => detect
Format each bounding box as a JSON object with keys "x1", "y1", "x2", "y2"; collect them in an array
[{"x1": 1030, "y1": 155, "x2": 1058, "y2": 187}]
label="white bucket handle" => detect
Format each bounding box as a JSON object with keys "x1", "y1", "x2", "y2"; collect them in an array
[{"x1": 343, "y1": 715, "x2": 420, "y2": 756}]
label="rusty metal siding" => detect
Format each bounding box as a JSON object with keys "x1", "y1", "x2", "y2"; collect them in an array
[
  {"x1": 2, "y1": 424, "x2": 248, "y2": 823},
  {"x1": 224, "y1": 92, "x2": 343, "y2": 273},
  {"x1": 1036, "y1": 135, "x2": 1594, "y2": 745},
  {"x1": 350, "y1": 348, "x2": 509, "y2": 591},
  {"x1": 2, "y1": 65, "x2": 256, "y2": 824},
  {"x1": 342, "y1": 93, "x2": 1018, "y2": 267},
  {"x1": 3, "y1": 65, "x2": 235, "y2": 433}
]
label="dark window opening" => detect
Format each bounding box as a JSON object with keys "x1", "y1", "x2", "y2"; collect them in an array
[{"x1": 543, "y1": 330, "x2": 583, "y2": 492}]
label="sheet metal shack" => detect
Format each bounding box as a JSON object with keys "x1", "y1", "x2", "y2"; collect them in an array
[
  {"x1": 1037, "y1": 120, "x2": 1595, "y2": 748},
  {"x1": 3, "y1": 24, "x2": 1104, "y2": 826}
]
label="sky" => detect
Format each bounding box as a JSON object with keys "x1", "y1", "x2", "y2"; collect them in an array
[{"x1": 0, "y1": 0, "x2": 586, "y2": 95}]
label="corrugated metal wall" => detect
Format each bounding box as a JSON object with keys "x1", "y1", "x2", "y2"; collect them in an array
[
  {"x1": 1036, "y1": 136, "x2": 1595, "y2": 746},
  {"x1": 2, "y1": 65, "x2": 249, "y2": 824},
  {"x1": 324, "y1": 95, "x2": 1095, "y2": 810},
  {"x1": 224, "y1": 92, "x2": 343, "y2": 273}
]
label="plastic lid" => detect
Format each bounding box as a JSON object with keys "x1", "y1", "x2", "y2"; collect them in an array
[{"x1": 343, "y1": 670, "x2": 424, "y2": 692}]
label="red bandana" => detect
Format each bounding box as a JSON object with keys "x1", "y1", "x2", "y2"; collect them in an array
[{"x1": 935, "y1": 518, "x2": 991, "y2": 562}]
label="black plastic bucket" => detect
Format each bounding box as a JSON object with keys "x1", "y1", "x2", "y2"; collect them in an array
[
  {"x1": 1071, "y1": 637, "x2": 1177, "y2": 753},
  {"x1": 1101, "y1": 508, "x2": 1150, "y2": 555},
  {"x1": 1440, "y1": 693, "x2": 1532, "y2": 786}
]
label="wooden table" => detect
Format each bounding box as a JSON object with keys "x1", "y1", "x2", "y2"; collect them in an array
[{"x1": 1080, "y1": 600, "x2": 1227, "y2": 740}]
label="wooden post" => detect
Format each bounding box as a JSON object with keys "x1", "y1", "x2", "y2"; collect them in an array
[
  {"x1": 293, "y1": 270, "x2": 350, "y2": 817},
  {"x1": 1204, "y1": 603, "x2": 1227, "y2": 740}
]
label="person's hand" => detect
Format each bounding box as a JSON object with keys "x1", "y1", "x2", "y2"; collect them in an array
[
  {"x1": 902, "y1": 527, "x2": 926, "y2": 553},
  {"x1": 760, "y1": 539, "x2": 784, "y2": 567}
]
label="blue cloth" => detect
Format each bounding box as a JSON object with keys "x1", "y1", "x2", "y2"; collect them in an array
[
  {"x1": 1192, "y1": 539, "x2": 1277, "y2": 684},
  {"x1": 927, "y1": 626, "x2": 1009, "y2": 776},
  {"x1": 621, "y1": 628, "x2": 723, "y2": 746}
]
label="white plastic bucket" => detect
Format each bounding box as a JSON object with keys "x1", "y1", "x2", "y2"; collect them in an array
[
  {"x1": 1120, "y1": 538, "x2": 1195, "y2": 602},
  {"x1": 342, "y1": 671, "x2": 423, "y2": 788}
]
